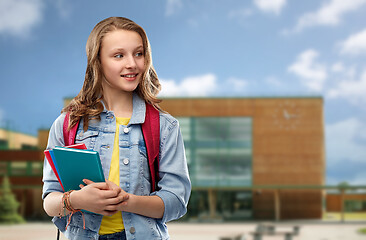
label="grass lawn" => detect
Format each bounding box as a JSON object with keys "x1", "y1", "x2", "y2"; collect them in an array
[
  {"x1": 323, "y1": 212, "x2": 366, "y2": 221},
  {"x1": 324, "y1": 212, "x2": 366, "y2": 235}
]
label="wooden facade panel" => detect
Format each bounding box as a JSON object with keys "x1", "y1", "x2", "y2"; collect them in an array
[
  {"x1": 252, "y1": 98, "x2": 324, "y2": 191},
  {"x1": 0, "y1": 150, "x2": 44, "y2": 162},
  {"x1": 37, "y1": 129, "x2": 49, "y2": 150},
  {"x1": 253, "y1": 98, "x2": 324, "y2": 136},
  {"x1": 160, "y1": 98, "x2": 255, "y2": 116},
  {"x1": 253, "y1": 190, "x2": 322, "y2": 219},
  {"x1": 7, "y1": 176, "x2": 42, "y2": 186},
  {"x1": 253, "y1": 173, "x2": 323, "y2": 185},
  {"x1": 254, "y1": 139, "x2": 324, "y2": 155}
]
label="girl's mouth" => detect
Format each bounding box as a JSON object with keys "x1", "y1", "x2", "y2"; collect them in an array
[{"x1": 121, "y1": 73, "x2": 138, "y2": 78}]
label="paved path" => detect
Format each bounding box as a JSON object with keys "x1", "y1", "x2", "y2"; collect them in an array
[{"x1": 1, "y1": 222, "x2": 365, "y2": 240}]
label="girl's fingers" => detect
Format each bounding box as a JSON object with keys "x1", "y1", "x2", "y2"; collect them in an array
[
  {"x1": 105, "y1": 180, "x2": 122, "y2": 193},
  {"x1": 84, "y1": 181, "x2": 110, "y2": 190},
  {"x1": 122, "y1": 194, "x2": 129, "y2": 201},
  {"x1": 104, "y1": 194, "x2": 129, "y2": 205},
  {"x1": 85, "y1": 179, "x2": 120, "y2": 192},
  {"x1": 103, "y1": 199, "x2": 128, "y2": 212},
  {"x1": 82, "y1": 179, "x2": 95, "y2": 185},
  {"x1": 101, "y1": 189, "x2": 121, "y2": 199},
  {"x1": 106, "y1": 198, "x2": 121, "y2": 205}
]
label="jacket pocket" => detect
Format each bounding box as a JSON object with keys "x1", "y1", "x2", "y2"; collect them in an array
[{"x1": 75, "y1": 130, "x2": 99, "y2": 149}]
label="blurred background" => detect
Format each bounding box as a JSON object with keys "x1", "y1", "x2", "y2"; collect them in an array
[{"x1": 0, "y1": 0, "x2": 366, "y2": 238}]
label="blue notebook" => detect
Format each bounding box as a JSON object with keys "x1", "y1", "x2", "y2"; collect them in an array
[
  {"x1": 48, "y1": 150, "x2": 64, "y2": 187},
  {"x1": 52, "y1": 146, "x2": 105, "y2": 192}
]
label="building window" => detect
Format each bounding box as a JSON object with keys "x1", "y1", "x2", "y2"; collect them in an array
[
  {"x1": 1, "y1": 161, "x2": 42, "y2": 177},
  {"x1": 0, "y1": 139, "x2": 8, "y2": 150},
  {"x1": 21, "y1": 144, "x2": 38, "y2": 150},
  {"x1": 31, "y1": 162, "x2": 43, "y2": 175},
  {"x1": 345, "y1": 200, "x2": 366, "y2": 212},
  {"x1": 10, "y1": 162, "x2": 27, "y2": 176},
  {"x1": 0, "y1": 162, "x2": 7, "y2": 176},
  {"x1": 178, "y1": 117, "x2": 252, "y2": 188}
]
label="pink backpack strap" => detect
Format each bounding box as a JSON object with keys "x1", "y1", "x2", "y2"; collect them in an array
[
  {"x1": 63, "y1": 112, "x2": 79, "y2": 146},
  {"x1": 142, "y1": 103, "x2": 160, "y2": 192}
]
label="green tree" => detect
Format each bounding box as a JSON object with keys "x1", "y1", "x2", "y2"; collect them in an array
[
  {"x1": 0, "y1": 176, "x2": 25, "y2": 223},
  {"x1": 338, "y1": 181, "x2": 349, "y2": 188}
]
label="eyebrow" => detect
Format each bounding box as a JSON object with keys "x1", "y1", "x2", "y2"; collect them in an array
[{"x1": 111, "y1": 45, "x2": 144, "y2": 52}]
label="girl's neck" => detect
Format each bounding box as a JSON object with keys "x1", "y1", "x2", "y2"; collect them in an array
[{"x1": 103, "y1": 91, "x2": 133, "y2": 118}]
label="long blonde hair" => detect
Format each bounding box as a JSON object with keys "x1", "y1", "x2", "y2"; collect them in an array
[{"x1": 62, "y1": 17, "x2": 162, "y2": 131}]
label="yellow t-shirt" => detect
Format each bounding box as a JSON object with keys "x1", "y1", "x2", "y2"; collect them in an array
[{"x1": 99, "y1": 117, "x2": 130, "y2": 235}]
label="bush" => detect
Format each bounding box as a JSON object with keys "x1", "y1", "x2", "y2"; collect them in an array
[{"x1": 0, "y1": 176, "x2": 25, "y2": 224}]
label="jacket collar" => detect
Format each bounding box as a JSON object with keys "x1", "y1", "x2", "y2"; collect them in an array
[
  {"x1": 101, "y1": 92, "x2": 146, "y2": 125},
  {"x1": 130, "y1": 92, "x2": 146, "y2": 125}
]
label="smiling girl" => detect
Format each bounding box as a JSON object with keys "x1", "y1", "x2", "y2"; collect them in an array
[{"x1": 42, "y1": 17, "x2": 191, "y2": 240}]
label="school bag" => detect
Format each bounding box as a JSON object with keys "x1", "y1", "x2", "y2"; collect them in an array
[{"x1": 62, "y1": 103, "x2": 160, "y2": 192}]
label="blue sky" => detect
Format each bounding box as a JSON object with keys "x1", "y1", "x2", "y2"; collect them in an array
[{"x1": 1, "y1": 0, "x2": 366, "y2": 186}]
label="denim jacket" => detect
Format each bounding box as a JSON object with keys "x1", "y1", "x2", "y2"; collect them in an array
[{"x1": 42, "y1": 93, "x2": 191, "y2": 240}]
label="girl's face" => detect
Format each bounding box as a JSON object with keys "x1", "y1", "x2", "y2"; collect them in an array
[{"x1": 99, "y1": 29, "x2": 145, "y2": 96}]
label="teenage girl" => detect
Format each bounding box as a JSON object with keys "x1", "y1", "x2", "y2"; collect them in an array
[{"x1": 42, "y1": 16, "x2": 191, "y2": 240}]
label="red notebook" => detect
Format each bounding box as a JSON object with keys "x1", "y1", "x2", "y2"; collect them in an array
[{"x1": 44, "y1": 143, "x2": 87, "y2": 192}]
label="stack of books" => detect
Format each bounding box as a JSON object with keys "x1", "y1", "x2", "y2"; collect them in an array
[{"x1": 44, "y1": 144, "x2": 105, "y2": 192}]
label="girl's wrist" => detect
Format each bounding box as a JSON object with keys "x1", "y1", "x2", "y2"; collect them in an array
[{"x1": 69, "y1": 190, "x2": 80, "y2": 210}]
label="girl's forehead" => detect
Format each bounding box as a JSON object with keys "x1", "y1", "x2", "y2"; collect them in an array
[{"x1": 101, "y1": 29, "x2": 143, "y2": 49}]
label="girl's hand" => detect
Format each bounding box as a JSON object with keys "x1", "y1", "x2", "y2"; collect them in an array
[
  {"x1": 103, "y1": 180, "x2": 130, "y2": 212},
  {"x1": 72, "y1": 179, "x2": 163, "y2": 219},
  {"x1": 82, "y1": 179, "x2": 129, "y2": 205},
  {"x1": 70, "y1": 179, "x2": 127, "y2": 215}
]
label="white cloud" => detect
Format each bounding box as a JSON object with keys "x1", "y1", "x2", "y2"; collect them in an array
[
  {"x1": 331, "y1": 62, "x2": 345, "y2": 73},
  {"x1": 288, "y1": 49, "x2": 327, "y2": 91},
  {"x1": 0, "y1": 0, "x2": 44, "y2": 37},
  {"x1": 165, "y1": 0, "x2": 183, "y2": 17},
  {"x1": 327, "y1": 69, "x2": 366, "y2": 105},
  {"x1": 54, "y1": 0, "x2": 72, "y2": 19},
  {"x1": 339, "y1": 28, "x2": 366, "y2": 56},
  {"x1": 326, "y1": 118, "x2": 366, "y2": 165},
  {"x1": 331, "y1": 62, "x2": 356, "y2": 79},
  {"x1": 291, "y1": 0, "x2": 366, "y2": 33},
  {"x1": 254, "y1": 0, "x2": 287, "y2": 15},
  {"x1": 159, "y1": 74, "x2": 217, "y2": 97}
]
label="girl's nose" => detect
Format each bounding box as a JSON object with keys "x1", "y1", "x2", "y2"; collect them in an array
[{"x1": 125, "y1": 55, "x2": 137, "y2": 69}]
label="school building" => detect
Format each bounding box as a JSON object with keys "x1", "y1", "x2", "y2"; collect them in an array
[
  {"x1": 1, "y1": 96, "x2": 365, "y2": 220},
  {"x1": 160, "y1": 96, "x2": 325, "y2": 220},
  {"x1": 0, "y1": 128, "x2": 38, "y2": 150},
  {"x1": 0, "y1": 128, "x2": 44, "y2": 218}
]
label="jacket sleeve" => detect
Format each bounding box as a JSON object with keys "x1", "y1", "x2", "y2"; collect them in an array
[
  {"x1": 151, "y1": 115, "x2": 191, "y2": 223},
  {"x1": 42, "y1": 113, "x2": 66, "y2": 200}
]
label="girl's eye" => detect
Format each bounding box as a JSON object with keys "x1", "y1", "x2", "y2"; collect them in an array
[
  {"x1": 135, "y1": 52, "x2": 143, "y2": 57},
  {"x1": 114, "y1": 54, "x2": 123, "y2": 58}
]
